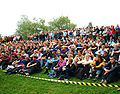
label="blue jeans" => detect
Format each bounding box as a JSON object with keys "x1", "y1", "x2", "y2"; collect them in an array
[
  {"x1": 45, "y1": 60, "x2": 51, "y2": 67},
  {"x1": 40, "y1": 58, "x2": 48, "y2": 67},
  {"x1": 89, "y1": 68, "x2": 102, "y2": 77}
]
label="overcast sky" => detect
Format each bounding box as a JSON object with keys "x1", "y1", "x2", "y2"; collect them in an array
[{"x1": 0, "y1": 0, "x2": 120, "y2": 36}]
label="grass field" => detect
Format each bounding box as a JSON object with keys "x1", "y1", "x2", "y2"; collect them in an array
[{"x1": 0, "y1": 69, "x2": 120, "y2": 94}]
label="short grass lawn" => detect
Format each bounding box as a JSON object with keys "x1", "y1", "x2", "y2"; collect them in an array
[{"x1": 0, "y1": 69, "x2": 120, "y2": 94}]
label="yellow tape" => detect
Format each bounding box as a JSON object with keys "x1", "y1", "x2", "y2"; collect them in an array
[
  {"x1": 83, "y1": 82, "x2": 87, "y2": 86},
  {"x1": 87, "y1": 83, "x2": 92, "y2": 86},
  {"x1": 17, "y1": 74, "x2": 120, "y2": 88},
  {"x1": 97, "y1": 84, "x2": 102, "y2": 87}
]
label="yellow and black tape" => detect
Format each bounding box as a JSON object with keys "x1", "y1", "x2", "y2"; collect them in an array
[{"x1": 17, "y1": 74, "x2": 120, "y2": 88}]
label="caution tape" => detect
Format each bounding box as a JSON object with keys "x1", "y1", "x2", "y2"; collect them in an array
[{"x1": 17, "y1": 74, "x2": 120, "y2": 88}]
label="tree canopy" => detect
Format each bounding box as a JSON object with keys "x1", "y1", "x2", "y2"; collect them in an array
[
  {"x1": 48, "y1": 16, "x2": 76, "y2": 31},
  {"x1": 88, "y1": 22, "x2": 93, "y2": 27},
  {"x1": 16, "y1": 15, "x2": 77, "y2": 39},
  {"x1": 16, "y1": 15, "x2": 48, "y2": 39}
]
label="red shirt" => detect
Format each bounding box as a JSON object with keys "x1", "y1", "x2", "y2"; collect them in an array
[
  {"x1": 0, "y1": 37, "x2": 2, "y2": 41},
  {"x1": 112, "y1": 28, "x2": 115, "y2": 34}
]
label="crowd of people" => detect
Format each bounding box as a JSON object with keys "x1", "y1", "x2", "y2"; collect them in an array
[
  {"x1": 0, "y1": 35, "x2": 23, "y2": 43},
  {"x1": 0, "y1": 25, "x2": 120, "y2": 86}
]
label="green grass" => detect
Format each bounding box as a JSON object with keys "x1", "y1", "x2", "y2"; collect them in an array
[{"x1": 0, "y1": 69, "x2": 120, "y2": 94}]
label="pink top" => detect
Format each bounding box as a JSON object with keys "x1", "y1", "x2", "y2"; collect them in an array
[{"x1": 56, "y1": 60, "x2": 66, "y2": 70}]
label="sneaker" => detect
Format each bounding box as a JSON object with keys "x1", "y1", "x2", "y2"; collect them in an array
[
  {"x1": 100, "y1": 79, "x2": 104, "y2": 84},
  {"x1": 53, "y1": 74, "x2": 57, "y2": 78},
  {"x1": 64, "y1": 79, "x2": 68, "y2": 81},
  {"x1": 58, "y1": 77, "x2": 64, "y2": 80},
  {"x1": 93, "y1": 77, "x2": 98, "y2": 82},
  {"x1": 84, "y1": 74, "x2": 88, "y2": 79},
  {"x1": 88, "y1": 76, "x2": 92, "y2": 80},
  {"x1": 25, "y1": 73, "x2": 29, "y2": 76},
  {"x1": 2, "y1": 70, "x2": 7, "y2": 73},
  {"x1": 43, "y1": 70, "x2": 48, "y2": 74},
  {"x1": 117, "y1": 88, "x2": 120, "y2": 91},
  {"x1": 103, "y1": 80, "x2": 107, "y2": 84}
]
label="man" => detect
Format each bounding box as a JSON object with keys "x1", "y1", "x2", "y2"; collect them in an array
[
  {"x1": 43, "y1": 55, "x2": 59, "y2": 74},
  {"x1": 26, "y1": 55, "x2": 41, "y2": 75},
  {"x1": 102, "y1": 51, "x2": 110, "y2": 63},
  {"x1": 89, "y1": 55, "x2": 105, "y2": 81},
  {"x1": 79, "y1": 54, "x2": 93, "y2": 78},
  {"x1": 30, "y1": 50, "x2": 38, "y2": 58},
  {"x1": 95, "y1": 45, "x2": 107, "y2": 56},
  {"x1": 111, "y1": 44, "x2": 120, "y2": 61},
  {"x1": 0, "y1": 52, "x2": 10, "y2": 70},
  {"x1": 3, "y1": 55, "x2": 17, "y2": 70},
  {"x1": 100, "y1": 56, "x2": 120, "y2": 84}
]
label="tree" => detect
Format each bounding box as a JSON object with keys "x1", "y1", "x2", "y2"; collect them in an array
[
  {"x1": 48, "y1": 16, "x2": 76, "y2": 31},
  {"x1": 16, "y1": 15, "x2": 48, "y2": 39},
  {"x1": 88, "y1": 22, "x2": 93, "y2": 27}
]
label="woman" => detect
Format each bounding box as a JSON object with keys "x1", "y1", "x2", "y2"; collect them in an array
[
  {"x1": 59, "y1": 58, "x2": 76, "y2": 80},
  {"x1": 53, "y1": 55, "x2": 66, "y2": 77}
]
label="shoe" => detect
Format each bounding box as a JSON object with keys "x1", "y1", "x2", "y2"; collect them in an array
[
  {"x1": 58, "y1": 77, "x2": 61, "y2": 80},
  {"x1": 2, "y1": 70, "x2": 7, "y2": 73},
  {"x1": 7, "y1": 72, "x2": 12, "y2": 75},
  {"x1": 53, "y1": 74, "x2": 57, "y2": 78},
  {"x1": 88, "y1": 76, "x2": 92, "y2": 80},
  {"x1": 103, "y1": 80, "x2": 107, "y2": 84},
  {"x1": 100, "y1": 79, "x2": 104, "y2": 84},
  {"x1": 58, "y1": 77, "x2": 64, "y2": 80},
  {"x1": 93, "y1": 77, "x2": 98, "y2": 82},
  {"x1": 117, "y1": 88, "x2": 120, "y2": 91},
  {"x1": 25, "y1": 73, "x2": 29, "y2": 76},
  {"x1": 64, "y1": 79, "x2": 68, "y2": 81},
  {"x1": 43, "y1": 69, "x2": 48, "y2": 74},
  {"x1": 84, "y1": 74, "x2": 88, "y2": 79}
]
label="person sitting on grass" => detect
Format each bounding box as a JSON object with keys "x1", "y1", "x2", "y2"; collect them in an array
[
  {"x1": 5, "y1": 55, "x2": 28, "y2": 74},
  {"x1": 44, "y1": 55, "x2": 59, "y2": 74},
  {"x1": 53, "y1": 55, "x2": 66, "y2": 77},
  {"x1": 89, "y1": 55, "x2": 106, "y2": 81},
  {"x1": 100, "y1": 56, "x2": 120, "y2": 84},
  {"x1": 0, "y1": 52, "x2": 10, "y2": 70},
  {"x1": 77, "y1": 54, "x2": 93, "y2": 78},
  {"x1": 111, "y1": 44, "x2": 120, "y2": 61},
  {"x1": 4, "y1": 55, "x2": 17, "y2": 70},
  {"x1": 102, "y1": 51, "x2": 110, "y2": 63},
  {"x1": 25, "y1": 55, "x2": 41, "y2": 75},
  {"x1": 12, "y1": 53, "x2": 21, "y2": 67},
  {"x1": 58, "y1": 58, "x2": 76, "y2": 80},
  {"x1": 12, "y1": 55, "x2": 26, "y2": 68}
]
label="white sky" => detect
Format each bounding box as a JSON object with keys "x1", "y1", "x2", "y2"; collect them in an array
[{"x1": 0, "y1": 0, "x2": 120, "y2": 36}]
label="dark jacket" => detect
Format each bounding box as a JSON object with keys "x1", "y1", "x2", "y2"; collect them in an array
[{"x1": 103, "y1": 61, "x2": 120, "y2": 72}]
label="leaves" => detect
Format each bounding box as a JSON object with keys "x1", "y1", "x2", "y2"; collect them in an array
[
  {"x1": 16, "y1": 15, "x2": 76, "y2": 39},
  {"x1": 16, "y1": 15, "x2": 48, "y2": 39},
  {"x1": 88, "y1": 22, "x2": 93, "y2": 27},
  {"x1": 48, "y1": 16, "x2": 76, "y2": 31}
]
